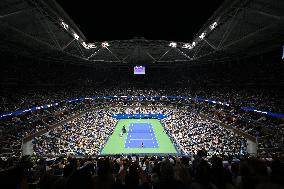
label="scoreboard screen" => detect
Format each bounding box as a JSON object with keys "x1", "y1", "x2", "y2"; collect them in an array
[
  {"x1": 134, "y1": 66, "x2": 145, "y2": 75},
  {"x1": 282, "y1": 45, "x2": 284, "y2": 59}
]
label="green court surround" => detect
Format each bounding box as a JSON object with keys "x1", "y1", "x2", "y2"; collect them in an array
[{"x1": 100, "y1": 119, "x2": 177, "y2": 155}]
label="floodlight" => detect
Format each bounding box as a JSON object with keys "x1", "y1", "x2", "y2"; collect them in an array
[
  {"x1": 182, "y1": 43, "x2": 193, "y2": 49},
  {"x1": 73, "y1": 33, "x2": 79, "y2": 40},
  {"x1": 82, "y1": 42, "x2": 96, "y2": 49},
  {"x1": 169, "y1": 42, "x2": 177, "y2": 48},
  {"x1": 87, "y1": 43, "x2": 96, "y2": 49},
  {"x1": 210, "y1": 22, "x2": 218, "y2": 30},
  {"x1": 102, "y1": 42, "x2": 110, "y2": 48},
  {"x1": 60, "y1": 19, "x2": 69, "y2": 30},
  {"x1": 199, "y1": 32, "x2": 206, "y2": 39},
  {"x1": 82, "y1": 42, "x2": 88, "y2": 48}
]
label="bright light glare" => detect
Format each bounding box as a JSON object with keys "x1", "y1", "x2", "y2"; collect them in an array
[
  {"x1": 210, "y1": 22, "x2": 218, "y2": 30},
  {"x1": 199, "y1": 32, "x2": 206, "y2": 39},
  {"x1": 61, "y1": 21, "x2": 69, "y2": 30},
  {"x1": 169, "y1": 42, "x2": 177, "y2": 48},
  {"x1": 82, "y1": 42, "x2": 96, "y2": 49},
  {"x1": 73, "y1": 33, "x2": 79, "y2": 40},
  {"x1": 102, "y1": 42, "x2": 109, "y2": 48},
  {"x1": 182, "y1": 43, "x2": 193, "y2": 49}
]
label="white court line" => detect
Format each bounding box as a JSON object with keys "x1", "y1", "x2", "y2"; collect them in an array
[{"x1": 130, "y1": 139, "x2": 154, "y2": 140}]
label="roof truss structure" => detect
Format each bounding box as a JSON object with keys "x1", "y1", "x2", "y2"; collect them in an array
[{"x1": 0, "y1": 0, "x2": 284, "y2": 65}]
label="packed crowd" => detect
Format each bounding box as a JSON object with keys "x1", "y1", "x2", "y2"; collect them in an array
[
  {"x1": 33, "y1": 110, "x2": 116, "y2": 157},
  {"x1": 0, "y1": 101, "x2": 92, "y2": 158},
  {"x1": 1, "y1": 152, "x2": 283, "y2": 189},
  {"x1": 32, "y1": 105, "x2": 246, "y2": 158},
  {"x1": 181, "y1": 98, "x2": 284, "y2": 155},
  {"x1": 1, "y1": 87, "x2": 283, "y2": 114},
  {"x1": 0, "y1": 87, "x2": 283, "y2": 159},
  {"x1": 161, "y1": 109, "x2": 246, "y2": 157}
]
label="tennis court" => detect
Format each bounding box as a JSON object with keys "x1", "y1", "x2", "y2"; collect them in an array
[
  {"x1": 125, "y1": 123, "x2": 159, "y2": 148},
  {"x1": 100, "y1": 119, "x2": 177, "y2": 155}
]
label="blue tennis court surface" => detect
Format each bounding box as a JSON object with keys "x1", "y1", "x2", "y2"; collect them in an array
[{"x1": 125, "y1": 123, "x2": 159, "y2": 148}]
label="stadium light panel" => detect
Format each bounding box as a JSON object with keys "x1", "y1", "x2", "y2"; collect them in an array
[
  {"x1": 87, "y1": 43, "x2": 96, "y2": 49},
  {"x1": 102, "y1": 42, "x2": 110, "y2": 48},
  {"x1": 210, "y1": 21, "x2": 218, "y2": 30},
  {"x1": 182, "y1": 43, "x2": 193, "y2": 49},
  {"x1": 82, "y1": 42, "x2": 96, "y2": 49},
  {"x1": 169, "y1": 42, "x2": 177, "y2": 48},
  {"x1": 60, "y1": 19, "x2": 69, "y2": 30},
  {"x1": 73, "y1": 32, "x2": 79, "y2": 40},
  {"x1": 199, "y1": 32, "x2": 206, "y2": 39}
]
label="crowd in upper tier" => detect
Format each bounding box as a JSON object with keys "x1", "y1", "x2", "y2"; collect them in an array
[{"x1": 1, "y1": 87, "x2": 283, "y2": 114}]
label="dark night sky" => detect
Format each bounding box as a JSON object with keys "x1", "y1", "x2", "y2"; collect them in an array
[{"x1": 56, "y1": 0, "x2": 224, "y2": 42}]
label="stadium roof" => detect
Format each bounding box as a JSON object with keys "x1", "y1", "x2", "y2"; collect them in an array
[{"x1": 0, "y1": 0, "x2": 284, "y2": 66}]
